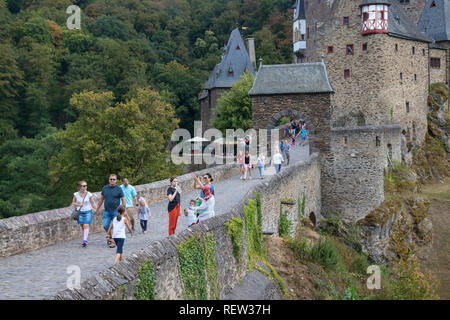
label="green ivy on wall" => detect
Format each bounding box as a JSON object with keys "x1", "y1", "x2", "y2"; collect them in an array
[
  {"x1": 134, "y1": 260, "x2": 156, "y2": 300},
  {"x1": 177, "y1": 236, "x2": 208, "y2": 300},
  {"x1": 203, "y1": 233, "x2": 219, "y2": 300},
  {"x1": 279, "y1": 209, "x2": 292, "y2": 238},
  {"x1": 225, "y1": 217, "x2": 244, "y2": 265}
]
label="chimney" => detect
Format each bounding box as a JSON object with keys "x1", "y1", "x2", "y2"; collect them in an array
[{"x1": 245, "y1": 37, "x2": 257, "y2": 70}]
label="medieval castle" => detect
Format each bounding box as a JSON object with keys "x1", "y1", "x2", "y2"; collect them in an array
[{"x1": 199, "y1": 0, "x2": 449, "y2": 223}]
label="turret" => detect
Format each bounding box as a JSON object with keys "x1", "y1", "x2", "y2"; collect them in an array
[
  {"x1": 360, "y1": 0, "x2": 391, "y2": 35},
  {"x1": 293, "y1": 0, "x2": 306, "y2": 62}
]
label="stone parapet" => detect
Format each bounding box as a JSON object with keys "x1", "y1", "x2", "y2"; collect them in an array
[
  {"x1": 51, "y1": 154, "x2": 321, "y2": 300},
  {"x1": 0, "y1": 164, "x2": 240, "y2": 258}
]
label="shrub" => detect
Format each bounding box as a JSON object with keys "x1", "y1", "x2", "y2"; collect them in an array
[
  {"x1": 134, "y1": 260, "x2": 156, "y2": 300},
  {"x1": 288, "y1": 238, "x2": 311, "y2": 260},
  {"x1": 310, "y1": 237, "x2": 340, "y2": 270},
  {"x1": 279, "y1": 209, "x2": 292, "y2": 238}
]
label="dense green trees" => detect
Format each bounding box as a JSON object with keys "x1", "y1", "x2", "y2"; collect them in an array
[
  {"x1": 50, "y1": 88, "x2": 182, "y2": 203},
  {"x1": 212, "y1": 70, "x2": 254, "y2": 134},
  {"x1": 0, "y1": 0, "x2": 294, "y2": 218}
]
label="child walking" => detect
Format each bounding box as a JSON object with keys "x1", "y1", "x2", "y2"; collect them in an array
[
  {"x1": 184, "y1": 199, "x2": 199, "y2": 227},
  {"x1": 106, "y1": 205, "x2": 133, "y2": 264},
  {"x1": 138, "y1": 197, "x2": 150, "y2": 234}
]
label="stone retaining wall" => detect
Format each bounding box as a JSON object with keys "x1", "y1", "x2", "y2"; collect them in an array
[
  {"x1": 52, "y1": 154, "x2": 321, "y2": 300},
  {"x1": 0, "y1": 164, "x2": 240, "y2": 258}
]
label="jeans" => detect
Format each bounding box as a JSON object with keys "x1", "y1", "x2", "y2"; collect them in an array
[
  {"x1": 103, "y1": 211, "x2": 118, "y2": 231},
  {"x1": 258, "y1": 166, "x2": 264, "y2": 177},
  {"x1": 140, "y1": 219, "x2": 148, "y2": 232},
  {"x1": 275, "y1": 164, "x2": 282, "y2": 173}
]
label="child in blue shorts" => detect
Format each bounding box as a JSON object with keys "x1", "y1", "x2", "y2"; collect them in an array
[{"x1": 107, "y1": 206, "x2": 133, "y2": 264}]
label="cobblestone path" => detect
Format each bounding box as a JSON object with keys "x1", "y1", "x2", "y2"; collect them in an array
[{"x1": 0, "y1": 145, "x2": 309, "y2": 299}]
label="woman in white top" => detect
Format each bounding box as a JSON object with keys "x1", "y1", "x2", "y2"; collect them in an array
[
  {"x1": 107, "y1": 206, "x2": 133, "y2": 264},
  {"x1": 72, "y1": 181, "x2": 98, "y2": 247},
  {"x1": 272, "y1": 148, "x2": 284, "y2": 174}
]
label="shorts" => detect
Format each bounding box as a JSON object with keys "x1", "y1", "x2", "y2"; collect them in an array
[
  {"x1": 103, "y1": 211, "x2": 118, "y2": 231},
  {"x1": 114, "y1": 238, "x2": 125, "y2": 254},
  {"x1": 244, "y1": 164, "x2": 252, "y2": 169},
  {"x1": 78, "y1": 210, "x2": 93, "y2": 225},
  {"x1": 301, "y1": 136, "x2": 306, "y2": 140}
]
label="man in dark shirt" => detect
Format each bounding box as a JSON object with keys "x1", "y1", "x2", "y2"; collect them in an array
[
  {"x1": 167, "y1": 176, "x2": 181, "y2": 236},
  {"x1": 96, "y1": 174, "x2": 126, "y2": 244}
]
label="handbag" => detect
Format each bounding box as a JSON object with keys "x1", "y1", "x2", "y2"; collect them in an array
[{"x1": 72, "y1": 193, "x2": 87, "y2": 221}]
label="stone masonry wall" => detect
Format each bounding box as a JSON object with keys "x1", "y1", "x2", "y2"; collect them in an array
[
  {"x1": 321, "y1": 125, "x2": 402, "y2": 222},
  {"x1": 251, "y1": 93, "x2": 332, "y2": 155},
  {"x1": 0, "y1": 164, "x2": 240, "y2": 258},
  {"x1": 52, "y1": 154, "x2": 321, "y2": 300},
  {"x1": 429, "y1": 47, "x2": 448, "y2": 85},
  {"x1": 309, "y1": 0, "x2": 429, "y2": 147}
]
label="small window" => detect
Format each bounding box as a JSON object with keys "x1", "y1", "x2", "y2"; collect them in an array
[
  {"x1": 431, "y1": 1, "x2": 436, "y2": 7},
  {"x1": 327, "y1": 46, "x2": 334, "y2": 53},
  {"x1": 346, "y1": 44, "x2": 354, "y2": 55},
  {"x1": 412, "y1": 47, "x2": 415, "y2": 55},
  {"x1": 307, "y1": 27, "x2": 310, "y2": 39},
  {"x1": 343, "y1": 17, "x2": 349, "y2": 25},
  {"x1": 301, "y1": 34, "x2": 305, "y2": 40},
  {"x1": 395, "y1": 44, "x2": 398, "y2": 51},
  {"x1": 236, "y1": 45, "x2": 240, "y2": 50},
  {"x1": 430, "y1": 57, "x2": 441, "y2": 69},
  {"x1": 414, "y1": 74, "x2": 417, "y2": 81},
  {"x1": 362, "y1": 43, "x2": 368, "y2": 51},
  {"x1": 344, "y1": 69, "x2": 351, "y2": 79},
  {"x1": 400, "y1": 72, "x2": 403, "y2": 80},
  {"x1": 362, "y1": 12, "x2": 369, "y2": 22},
  {"x1": 376, "y1": 136, "x2": 380, "y2": 147},
  {"x1": 406, "y1": 102, "x2": 410, "y2": 113},
  {"x1": 400, "y1": 0, "x2": 410, "y2": 3},
  {"x1": 422, "y1": 48, "x2": 426, "y2": 56}
]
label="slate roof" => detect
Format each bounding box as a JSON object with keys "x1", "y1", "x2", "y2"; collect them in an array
[
  {"x1": 360, "y1": 0, "x2": 391, "y2": 6},
  {"x1": 418, "y1": 0, "x2": 450, "y2": 42},
  {"x1": 248, "y1": 62, "x2": 334, "y2": 96},
  {"x1": 203, "y1": 28, "x2": 256, "y2": 90},
  {"x1": 388, "y1": 1, "x2": 431, "y2": 43},
  {"x1": 294, "y1": 0, "x2": 306, "y2": 21}
]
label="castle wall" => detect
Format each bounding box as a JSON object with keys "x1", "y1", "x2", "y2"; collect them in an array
[
  {"x1": 0, "y1": 164, "x2": 240, "y2": 258},
  {"x1": 322, "y1": 124, "x2": 402, "y2": 223},
  {"x1": 52, "y1": 154, "x2": 321, "y2": 300},
  {"x1": 381, "y1": 36, "x2": 429, "y2": 146},
  {"x1": 251, "y1": 93, "x2": 332, "y2": 155},
  {"x1": 309, "y1": 0, "x2": 429, "y2": 146},
  {"x1": 429, "y1": 47, "x2": 448, "y2": 84}
]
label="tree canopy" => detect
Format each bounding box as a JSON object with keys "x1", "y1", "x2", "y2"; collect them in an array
[
  {"x1": 0, "y1": 0, "x2": 294, "y2": 217},
  {"x1": 212, "y1": 70, "x2": 255, "y2": 134}
]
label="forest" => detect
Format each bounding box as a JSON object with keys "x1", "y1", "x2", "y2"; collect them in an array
[{"x1": 0, "y1": 0, "x2": 294, "y2": 218}]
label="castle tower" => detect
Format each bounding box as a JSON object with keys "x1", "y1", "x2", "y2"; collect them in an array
[
  {"x1": 293, "y1": 0, "x2": 307, "y2": 63},
  {"x1": 198, "y1": 28, "x2": 256, "y2": 134},
  {"x1": 360, "y1": 0, "x2": 390, "y2": 35}
]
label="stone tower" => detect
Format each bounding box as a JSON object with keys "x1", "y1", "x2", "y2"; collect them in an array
[
  {"x1": 198, "y1": 28, "x2": 256, "y2": 134},
  {"x1": 293, "y1": 0, "x2": 307, "y2": 63}
]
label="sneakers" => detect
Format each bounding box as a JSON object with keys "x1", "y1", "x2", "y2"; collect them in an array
[{"x1": 82, "y1": 240, "x2": 87, "y2": 248}]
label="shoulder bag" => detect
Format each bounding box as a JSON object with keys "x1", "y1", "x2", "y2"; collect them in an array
[{"x1": 72, "y1": 192, "x2": 87, "y2": 221}]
